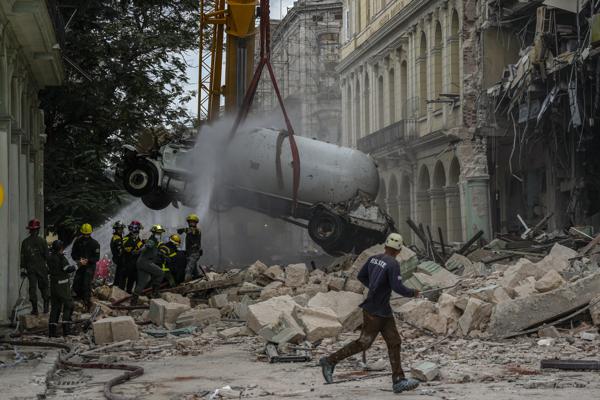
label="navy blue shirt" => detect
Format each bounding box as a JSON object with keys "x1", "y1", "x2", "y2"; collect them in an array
[{"x1": 357, "y1": 254, "x2": 417, "y2": 317}]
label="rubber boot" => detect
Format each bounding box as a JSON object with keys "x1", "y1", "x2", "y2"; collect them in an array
[
  {"x1": 151, "y1": 285, "x2": 161, "y2": 299},
  {"x1": 30, "y1": 301, "x2": 39, "y2": 316},
  {"x1": 48, "y1": 323, "x2": 58, "y2": 338},
  {"x1": 392, "y1": 378, "x2": 420, "y2": 393},
  {"x1": 319, "y1": 357, "x2": 336, "y2": 384},
  {"x1": 43, "y1": 299, "x2": 50, "y2": 314},
  {"x1": 62, "y1": 322, "x2": 72, "y2": 337},
  {"x1": 130, "y1": 294, "x2": 139, "y2": 306}
]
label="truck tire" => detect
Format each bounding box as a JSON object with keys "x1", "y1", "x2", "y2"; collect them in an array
[
  {"x1": 141, "y1": 191, "x2": 172, "y2": 210},
  {"x1": 308, "y1": 209, "x2": 347, "y2": 253},
  {"x1": 123, "y1": 162, "x2": 156, "y2": 196}
]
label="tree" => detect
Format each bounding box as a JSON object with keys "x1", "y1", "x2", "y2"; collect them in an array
[{"x1": 41, "y1": 0, "x2": 200, "y2": 239}]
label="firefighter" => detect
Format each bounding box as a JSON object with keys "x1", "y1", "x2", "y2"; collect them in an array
[
  {"x1": 177, "y1": 214, "x2": 203, "y2": 281},
  {"x1": 111, "y1": 221, "x2": 126, "y2": 288},
  {"x1": 71, "y1": 223, "x2": 100, "y2": 311},
  {"x1": 158, "y1": 234, "x2": 180, "y2": 287},
  {"x1": 20, "y1": 218, "x2": 50, "y2": 315},
  {"x1": 121, "y1": 220, "x2": 144, "y2": 293},
  {"x1": 131, "y1": 224, "x2": 165, "y2": 305},
  {"x1": 47, "y1": 240, "x2": 76, "y2": 337}
]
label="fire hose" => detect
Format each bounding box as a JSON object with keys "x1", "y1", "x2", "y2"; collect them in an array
[{"x1": 0, "y1": 339, "x2": 143, "y2": 400}]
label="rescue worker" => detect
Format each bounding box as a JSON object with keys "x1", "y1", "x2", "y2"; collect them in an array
[
  {"x1": 47, "y1": 240, "x2": 76, "y2": 337},
  {"x1": 177, "y1": 214, "x2": 203, "y2": 281},
  {"x1": 319, "y1": 233, "x2": 421, "y2": 393},
  {"x1": 121, "y1": 220, "x2": 144, "y2": 293},
  {"x1": 158, "y1": 234, "x2": 181, "y2": 287},
  {"x1": 111, "y1": 221, "x2": 126, "y2": 288},
  {"x1": 20, "y1": 218, "x2": 50, "y2": 315},
  {"x1": 71, "y1": 223, "x2": 100, "y2": 311},
  {"x1": 131, "y1": 224, "x2": 165, "y2": 305}
]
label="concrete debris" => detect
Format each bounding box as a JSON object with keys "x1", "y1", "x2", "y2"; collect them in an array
[
  {"x1": 109, "y1": 286, "x2": 129, "y2": 303},
  {"x1": 469, "y1": 285, "x2": 512, "y2": 304},
  {"x1": 175, "y1": 308, "x2": 221, "y2": 328},
  {"x1": 263, "y1": 264, "x2": 285, "y2": 281},
  {"x1": 534, "y1": 270, "x2": 566, "y2": 293},
  {"x1": 160, "y1": 292, "x2": 191, "y2": 307},
  {"x1": 149, "y1": 299, "x2": 191, "y2": 328},
  {"x1": 307, "y1": 291, "x2": 364, "y2": 331},
  {"x1": 500, "y1": 259, "x2": 545, "y2": 289},
  {"x1": 247, "y1": 295, "x2": 298, "y2": 334},
  {"x1": 458, "y1": 298, "x2": 493, "y2": 336},
  {"x1": 580, "y1": 331, "x2": 598, "y2": 341},
  {"x1": 285, "y1": 263, "x2": 309, "y2": 288},
  {"x1": 327, "y1": 276, "x2": 346, "y2": 291},
  {"x1": 537, "y1": 338, "x2": 555, "y2": 346},
  {"x1": 343, "y1": 279, "x2": 364, "y2": 294},
  {"x1": 292, "y1": 305, "x2": 342, "y2": 342},
  {"x1": 514, "y1": 277, "x2": 538, "y2": 298},
  {"x1": 590, "y1": 295, "x2": 600, "y2": 326},
  {"x1": 93, "y1": 316, "x2": 139, "y2": 344},
  {"x1": 396, "y1": 299, "x2": 448, "y2": 335},
  {"x1": 18, "y1": 313, "x2": 48, "y2": 330},
  {"x1": 537, "y1": 325, "x2": 560, "y2": 338},
  {"x1": 209, "y1": 293, "x2": 230, "y2": 309},
  {"x1": 411, "y1": 361, "x2": 440, "y2": 382}
]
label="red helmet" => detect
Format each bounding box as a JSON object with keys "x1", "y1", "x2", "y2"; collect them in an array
[
  {"x1": 128, "y1": 220, "x2": 143, "y2": 232},
  {"x1": 27, "y1": 218, "x2": 41, "y2": 230}
]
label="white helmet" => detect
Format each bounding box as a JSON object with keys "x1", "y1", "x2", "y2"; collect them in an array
[{"x1": 384, "y1": 233, "x2": 403, "y2": 250}]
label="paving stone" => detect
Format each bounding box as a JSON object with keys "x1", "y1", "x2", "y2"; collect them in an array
[
  {"x1": 534, "y1": 270, "x2": 566, "y2": 292},
  {"x1": 307, "y1": 291, "x2": 364, "y2": 331},
  {"x1": 285, "y1": 263, "x2": 308, "y2": 287},
  {"x1": 411, "y1": 361, "x2": 439, "y2": 382}
]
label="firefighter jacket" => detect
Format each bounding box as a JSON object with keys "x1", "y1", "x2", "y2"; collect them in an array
[
  {"x1": 110, "y1": 233, "x2": 124, "y2": 265},
  {"x1": 71, "y1": 236, "x2": 100, "y2": 267},
  {"x1": 177, "y1": 227, "x2": 202, "y2": 255},
  {"x1": 158, "y1": 242, "x2": 178, "y2": 272},
  {"x1": 20, "y1": 235, "x2": 49, "y2": 272}
]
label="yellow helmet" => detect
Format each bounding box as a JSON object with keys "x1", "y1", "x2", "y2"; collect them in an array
[
  {"x1": 150, "y1": 224, "x2": 165, "y2": 234},
  {"x1": 186, "y1": 213, "x2": 199, "y2": 223},
  {"x1": 80, "y1": 223, "x2": 93, "y2": 235},
  {"x1": 170, "y1": 234, "x2": 181, "y2": 245}
]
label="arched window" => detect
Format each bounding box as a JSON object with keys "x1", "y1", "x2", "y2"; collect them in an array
[
  {"x1": 419, "y1": 32, "x2": 428, "y2": 117},
  {"x1": 434, "y1": 22, "x2": 443, "y2": 108}
]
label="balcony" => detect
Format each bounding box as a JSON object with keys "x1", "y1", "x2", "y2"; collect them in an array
[{"x1": 357, "y1": 120, "x2": 416, "y2": 154}]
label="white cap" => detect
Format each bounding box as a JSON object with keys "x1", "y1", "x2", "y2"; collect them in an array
[{"x1": 384, "y1": 233, "x2": 403, "y2": 250}]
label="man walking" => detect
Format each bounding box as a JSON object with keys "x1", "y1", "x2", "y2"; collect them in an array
[
  {"x1": 20, "y1": 218, "x2": 50, "y2": 315},
  {"x1": 71, "y1": 223, "x2": 100, "y2": 311},
  {"x1": 319, "y1": 233, "x2": 421, "y2": 393},
  {"x1": 177, "y1": 214, "x2": 203, "y2": 281},
  {"x1": 131, "y1": 224, "x2": 165, "y2": 305},
  {"x1": 47, "y1": 240, "x2": 76, "y2": 337}
]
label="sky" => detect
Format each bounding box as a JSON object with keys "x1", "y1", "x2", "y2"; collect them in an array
[{"x1": 182, "y1": 0, "x2": 295, "y2": 119}]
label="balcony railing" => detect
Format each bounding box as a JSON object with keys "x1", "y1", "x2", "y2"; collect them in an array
[{"x1": 357, "y1": 120, "x2": 417, "y2": 154}]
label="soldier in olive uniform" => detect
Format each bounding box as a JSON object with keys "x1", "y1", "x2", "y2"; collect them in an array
[
  {"x1": 20, "y1": 218, "x2": 50, "y2": 315},
  {"x1": 131, "y1": 224, "x2": 165, "y2": 305},
  {"x1": 71, "y1": 223, "x2": 100, "y2": 311},
  {"x1": 47, "y1": 240, "x2": 76, "y2": 337},
  {"x1": 110, "y1": 221, "x2": 126, "y2": 288}
]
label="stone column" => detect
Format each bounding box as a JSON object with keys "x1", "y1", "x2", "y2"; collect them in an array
[
  {"x1": 416, "y1": 190, "x2": 431, "y2": 246},
  {"x1": 444, "y1": 185, "x2": 461, "y2": 242},
  {"x1": 463, "y1": 176, "x2": 492, "y2": 241},
  {"x1": 8, "y1": 131, "x2": 22, "y2": 318},
  {"x1": 0, "y1": 123, "x2": 9, "y2": 318},
  {"x1": 429, "y1": 187, "x2": 447, "y2": 240}
]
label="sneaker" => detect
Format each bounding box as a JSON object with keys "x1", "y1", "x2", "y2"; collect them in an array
[
  {"x1": 392, "y1": 378, "x2": 420, "y2": 393},
  {"x1": 319, "y1": 357, "x2": 335, "y2": 384}
]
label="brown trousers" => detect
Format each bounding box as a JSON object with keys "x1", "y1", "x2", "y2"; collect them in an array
[{"x1": 326, "y1": 309, "x2": 404, "y2": 382}]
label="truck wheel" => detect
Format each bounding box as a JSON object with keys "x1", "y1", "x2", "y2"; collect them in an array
[
  {"x1": 123, "y1": 162, "x2": 156, "y2": 196},
  {"x1": 308, "y1": 210, "x2": 346, "y2": 251},
  {"x1": 141, "y1": 191, "x2": 172, "y2": 210}
]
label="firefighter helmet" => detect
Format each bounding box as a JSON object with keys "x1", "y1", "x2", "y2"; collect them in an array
[
  {"x1": 169, "y1": 234, "x2": 181, "y2": 245},
  {"x1": 27, "y1": 218, "x2": 41, "y2": 231},
  {"x1": 186, "y1": 214, "x2": 200, "y2": 223},
  {"x1": 80, "y1": 223, "x2": 93, "y2": 235},
  {"x1": 150, "y1": 224, "x2": 165, "y2": 234}
]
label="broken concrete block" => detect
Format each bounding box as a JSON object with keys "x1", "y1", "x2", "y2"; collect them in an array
[
  {"x1": 18, "y1": 314, "x2": 48, "y2": 330},
  {"x1": 285, "y1": 263, "x2": 308, "y2": 287},
  {"x1": 237, "y1": 282, "x2": 263, "y2": 295},
  {"x1": 292, "y1": 305, "x2": 342, "y2": 342},
  {"x1": 163, "y1": 302, "x2": 191, "y2": 326},
  {"x1": 245, "y1": 260, "x2": 268, "y2": 281},
  {"x1": 264, "y1": 265, "x2": 284, "y2": 281},
  {"x1": 111, "y1": 316, "x2": 140, "y2": 342},
  {"x1": 590, "y1": 295, "x2": 600, "y2": 326},
  {"x1": 489, "y1": 272, "x2": 600, "y2": 337},
  {"x1": 514, "y1": 277, "x2": 538, "y2": 298},
  {"x1": 445, "y1": 253, "x2": 473, "y2": 274},
  {"x1": 396, "y1": 299, "x2": 447, "y2": 335},
  {"x1": 411, "y1": 361, "x2": 439, "y2": 382},
  {"x1": 160, "y1": 292, "x2": 191, "y2": 307},
  {"x1": 292, "y1": 293, "x2": 310, "y2": 307},
  {"x1": 454, "y1": 296, "x2": 469, "y2": 311},
  {"x1": 93, "y1": 316, "x2": 138, "y2": 344},
  {"x1": 148, "y1": 299, "x2": 167, "y2": 326},
  {"x1": 263, "y1": 313, "x2": 306, "y2": 344},
  {"x1": 295, "y1": 283, "x2": 328, "y2": 298},
  {"x1": 307, "y1": 291, "x2": 364, "y2": 331},
  {"x1": 246, "y1": 295, "x2": 298, "y2": 334},
  {"x1": 209, "y1": 293, "x2": 229, "y2": 309},
  {"x1": 500, "y1": 258, "x2": 545, "y2": 288},
  {"x1": 535, "y1": 243, "x2": 578, "y2": 273},
  {"x1": 580, "y1": 331, "x2": 598, "y2": 341},
  {"x1": 537, "y1": 338, "x2": 555, "y2": 346},
  {"x1": 175, "y1": 308, "x2": 221, "y2": 328},
  {"x1": 218, "y1": 326, "x2": 245, "y2": 339},
  {"x1": 109, "y1": 286, "x2": 129, "y2": 303},
  {"x1": 458, "y1": 298, "x2": 493, "y2": 336},
  {"x1": 469, "y1": 285, "x2": 512, "y2": 304},
  {"x1": 490, "y1": 286, "x2": 513, "y2": 304},
  {"x1": 535, "y1": 270, "x2": 566, "y2": 293},
  {"x1": 437, "y1": 293, "x2": 461, "y2": 322},
  {"x1": 308, "y1": 269, "x2": 326, "y2": 284},
  {"x1": 344, "y1": 279, "x2": 364, "y2": 294},
  {"x1": 538, "y1": 325, "x2": 560, "y2": 338},
  {"x1": 327, "y1": 276, "x2": 346, "y2": 291}
]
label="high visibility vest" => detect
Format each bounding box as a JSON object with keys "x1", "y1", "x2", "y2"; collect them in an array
[
  {"x1": 123, "y1": 235, "x2": 143, "y2": 254},
  {"x1": 159, "y1": 244, "x2": 177, "y2": 272}
]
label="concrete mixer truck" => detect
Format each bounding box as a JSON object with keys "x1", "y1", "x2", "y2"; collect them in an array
[{"x1": 118, "y1": 127, "x2": 395, "y2": 255}]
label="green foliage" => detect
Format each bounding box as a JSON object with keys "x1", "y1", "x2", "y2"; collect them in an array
[{"x1": 41, "y1": 0, "x2": 200, "y2": 237}]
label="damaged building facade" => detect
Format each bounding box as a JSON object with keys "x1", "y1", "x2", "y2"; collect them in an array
[
  {"x1": 254, "y1": 0, "x2": 344, "y2": 144},
  {"x1": 338, "y1": 0, "x2": 492, "y2": 245},
  {"x1": 0, "y1": 1, "x2": 64, "y2": 319},
  {"x1": 483, "y1": 0, "x2": 600, "y2": 236}
]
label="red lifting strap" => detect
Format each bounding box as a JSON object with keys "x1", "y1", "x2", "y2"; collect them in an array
[{"x1": 228, "y1": 0, "x2": 301, "y2": 215}]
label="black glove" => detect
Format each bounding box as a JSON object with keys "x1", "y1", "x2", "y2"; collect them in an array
[
  {"x1": 177, "y1": 228, "x2": 185, "y2": 234},
  {"x1": 20, "y1": 269, "x2": 28, "y2": 278}
]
